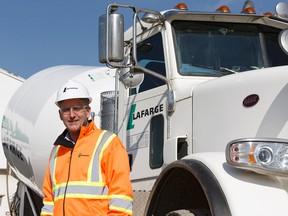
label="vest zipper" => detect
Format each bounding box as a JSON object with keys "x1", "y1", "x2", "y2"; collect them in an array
[{"x1": 63, "y1": 148, "x2": 73, "y2": 216}]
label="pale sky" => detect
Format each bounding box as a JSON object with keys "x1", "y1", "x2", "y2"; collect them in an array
[{"x1": 0, "y1": 0, "x2": 281, "y2": 78}]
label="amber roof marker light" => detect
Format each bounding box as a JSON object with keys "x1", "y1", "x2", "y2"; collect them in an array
[
  {"x1": 174, "y1": 3, "x2": 188, "y2": 11},
  {"x1": 216, "y1": 5, "x2": 231, "y2": 13}
]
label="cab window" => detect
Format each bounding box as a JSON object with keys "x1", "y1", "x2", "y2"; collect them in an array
[
  {"x1": 150, "y1": 114, "x2": 164, "y2": 169},
  {"x1": 131, "y1": 33, "x2": 166, "y2": 95}
]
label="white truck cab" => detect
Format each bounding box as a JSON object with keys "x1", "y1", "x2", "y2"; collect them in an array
[{"x1": 99, "y1": 1, "x2": 288, "y2": 215}]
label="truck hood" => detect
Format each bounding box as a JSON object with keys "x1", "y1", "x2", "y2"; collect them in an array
[{"x1": 192, "y1": 66, "x2": 288, "y2": 153}]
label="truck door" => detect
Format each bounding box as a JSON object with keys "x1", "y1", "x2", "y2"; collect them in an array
[{"x1": 125, "y1": 32, "x2": 168, "y2": 190}]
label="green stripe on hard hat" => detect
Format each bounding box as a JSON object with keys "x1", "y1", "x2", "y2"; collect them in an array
[{"x1": 55, "y1": 80, "x2": 92, "y2": 106}]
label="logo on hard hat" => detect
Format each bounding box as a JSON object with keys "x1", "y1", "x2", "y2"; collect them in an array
[{"x1": 63, "y1": 87, "x2": 78, "y2": 93}]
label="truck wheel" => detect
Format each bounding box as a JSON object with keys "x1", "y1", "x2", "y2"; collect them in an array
[
  {"x1": 166, "y1": 209, "x2": 211, "y2": 216},
  {"x1": 166, "y1": 210, "x2": 195, "y2": 216}
]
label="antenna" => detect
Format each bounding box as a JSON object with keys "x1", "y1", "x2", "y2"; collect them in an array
[{"x1": 260, "y1": 0, "x2": 263, "y2": 14}]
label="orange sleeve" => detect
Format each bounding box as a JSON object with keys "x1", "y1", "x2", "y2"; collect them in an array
[
  {"x1": 40, "y1": 157, "x2": 54, "y2": 216},
  {"x1": 102, "y1": 135, "x2": 133, "y2": 216}
]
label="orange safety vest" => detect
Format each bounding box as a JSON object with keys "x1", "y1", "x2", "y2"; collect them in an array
[{"x1": 41, "y1": 121, "x2": 133, "y2": 216}]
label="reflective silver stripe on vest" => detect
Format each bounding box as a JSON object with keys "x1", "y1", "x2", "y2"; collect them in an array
[
  {"x1": 109, "y1": 196, "x2": 133, "y2": 213},
  {"x1": 41, "y1": 201, "x2": 54, "y2": 215},
  {"x1": 53, "y1": 183, "x2": 108, "y2": 200},
  {"x1": 90, "y1": 130, "x2": 115, "y2": 182},
  {"x1": 49, "y1": 145, "x2": 60, "y2": 189}
]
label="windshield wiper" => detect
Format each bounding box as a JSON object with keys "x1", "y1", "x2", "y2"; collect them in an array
[
  {"x1": 219, "y1": 67, "x2": 238, "y2": 74},
  {"x1": 190, "y1": 64, "x2": 238, "y2": 75}
]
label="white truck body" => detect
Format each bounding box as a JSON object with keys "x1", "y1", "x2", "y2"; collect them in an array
[
  {"x1": 0, "y1": 69, "x2": 24, "y2": 216},
  {"x1": 3, "y1": 1, "x2": 288, "y2": 215}
]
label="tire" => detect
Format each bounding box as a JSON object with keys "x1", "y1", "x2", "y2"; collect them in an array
[
  {"x1": 166, "y1": 210, "x2": 195, "y2": 216},
  {"x1": 166, "y1": 209, "x2": 211, "y2": 216}
]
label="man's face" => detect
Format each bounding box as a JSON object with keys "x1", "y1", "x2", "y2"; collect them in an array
[{"x1": 59, "y1": 98, "x2": 91, "y2": 134}]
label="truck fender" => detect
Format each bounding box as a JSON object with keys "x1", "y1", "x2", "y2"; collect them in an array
[{"x1": 144, "y1": 153, "x2": 231, "y2": 216}]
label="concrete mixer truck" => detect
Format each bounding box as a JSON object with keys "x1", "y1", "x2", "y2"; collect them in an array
[{"x1": 3, "y1": 1, "x2": 288, "y2": 215}]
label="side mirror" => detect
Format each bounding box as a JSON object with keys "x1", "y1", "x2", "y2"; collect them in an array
[
  {"x1": 279, "y1": 28, "x2": 288, "y2": 55},
  {"x1": 119, "y1": 67, "x2": 144, "y2": 88},
  {"x1": 99, "y1": 13, "x2": 124, "y2": 63}
]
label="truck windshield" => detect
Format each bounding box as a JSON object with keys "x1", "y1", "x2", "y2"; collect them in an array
[{"x1": 172, "y1": 20, "x2": 288, "y2": 76}]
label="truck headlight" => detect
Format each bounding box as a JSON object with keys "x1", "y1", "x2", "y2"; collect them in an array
[{"x1": 226, "y1": 138, "x2": 288, "y2": 176}]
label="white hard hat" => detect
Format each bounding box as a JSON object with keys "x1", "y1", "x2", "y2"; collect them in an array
[{"x1": 55, "y1": 80, "x2": 92, "y2": 106}]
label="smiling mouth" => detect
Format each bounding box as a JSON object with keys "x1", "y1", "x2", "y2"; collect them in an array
[
  {"x1": 68, "y1": 119, "x2": 78, "y2": 123},
  {"x1": 68, "y1": 120, "x2": 79, "y2": 125}
]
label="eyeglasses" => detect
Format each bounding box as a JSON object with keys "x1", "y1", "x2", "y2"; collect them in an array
[{"x1": 59, "y1": 105, "x2": 88, "y2": 115}]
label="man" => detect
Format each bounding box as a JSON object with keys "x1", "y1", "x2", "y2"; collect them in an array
[{"x1": 41, "y1": 80, "x2": 133, "y2": 216}]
